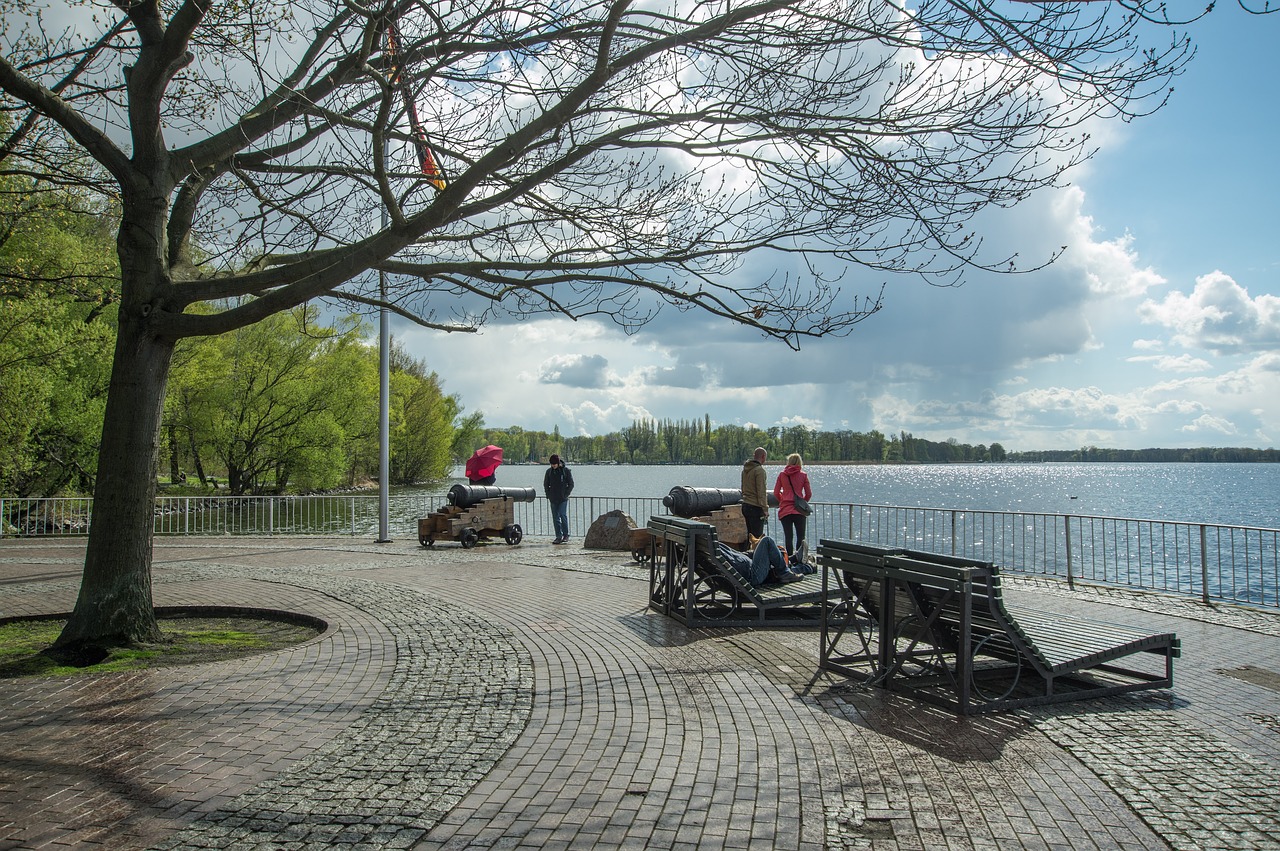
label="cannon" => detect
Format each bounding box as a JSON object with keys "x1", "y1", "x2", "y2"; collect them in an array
[
  {"x1": 662, "y1": 486, "x2": 742, "y2": 519},
  {"x1": 661, "y1": 485, "x2": 779, "y2": 519},
  {"x1": 447, "y1": 484, "x2": 536, "y2": 509},
  {"x1": 419, "y1": 485, "x2": 535, "y2": 549}
]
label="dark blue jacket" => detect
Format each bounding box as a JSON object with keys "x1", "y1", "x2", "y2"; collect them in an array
[{"x1": 543, "y1": 465, "x2": 574, "y2": 502}]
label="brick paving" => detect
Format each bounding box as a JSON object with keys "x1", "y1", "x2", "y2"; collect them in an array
[{"x1": 1, "y1": 536, "x2": 1278, "y2": 850}]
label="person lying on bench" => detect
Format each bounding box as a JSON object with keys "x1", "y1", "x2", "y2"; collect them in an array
[{"x1": 715, "y1": 535, "x2": 805, "y2": 585}]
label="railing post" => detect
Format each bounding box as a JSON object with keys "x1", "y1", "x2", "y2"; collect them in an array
[
  {"x1": 351, "y1": 497, "x2": 357, "y2": 537},
  {"x1": 268, "y1": 497, "x2": 274, "y2": 536},
  {"x1": 184, "y1": 497, "x2": 190, "y2": 535},
  {"x1": 950, "y1": 510, "x2": 957, "y2": 555},
  {"x1": 1064, "y1": 515, "x2": 1074, "y2": 590},
  {"x1": 0, "y1": 498, "x2": 5, "y2": 538},
  {"x1": 1200, "y1": 524, "x2": 1210, "y2": 605}
]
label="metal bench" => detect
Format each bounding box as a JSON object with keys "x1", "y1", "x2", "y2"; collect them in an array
[
  {"x1": 818, "y1": 538, "x2": 1181, "y2": 714},
  {"x1": 646, "y1": 515, "x2": 845, "y2": 627}
]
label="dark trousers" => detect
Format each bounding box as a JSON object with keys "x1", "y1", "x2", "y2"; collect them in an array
[
  {"x1": 741, "y1": 503, "x2": 766, "y2": 538},
  {"x1": 780, "y1": 514, "x2": 807, "y2": 556}
]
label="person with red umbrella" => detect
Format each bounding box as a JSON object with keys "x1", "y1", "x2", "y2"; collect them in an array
[{"x1": 465, "y1": 444, "x2": 503, "y2": 485}]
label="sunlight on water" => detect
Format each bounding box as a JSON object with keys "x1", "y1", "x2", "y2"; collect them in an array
[{"x1": 439, "y1": 462, "x2": 1280, "y2": 528}]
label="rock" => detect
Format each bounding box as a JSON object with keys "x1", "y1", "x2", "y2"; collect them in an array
[{"x1": 584, "y1": 510, "x2": 639, "y2": 550}]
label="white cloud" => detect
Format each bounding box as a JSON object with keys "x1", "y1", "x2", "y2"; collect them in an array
[
  {"x1": 1181, "y1": 414, "x2": 1237, "y2": 436},
  {"x1": 1126, "y1": 354, "x2": 1213, "y2": 373},
  {"x1": 1056, "y1": 187, "x2": 1167, "y2": 298},
  {"x1": 1138, "y1": 271, "x2": 1280, "y2": 354}
]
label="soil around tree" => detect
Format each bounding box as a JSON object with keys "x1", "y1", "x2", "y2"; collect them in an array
[{"x1": 0, "y1": 607, "x2": 326, "y2": 679}]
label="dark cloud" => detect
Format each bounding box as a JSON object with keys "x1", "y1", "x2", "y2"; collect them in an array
[
  {"x1": 537, "y1": 354, "x2": 617, "y2": 388},
  {"x1": 642, "y1": 363, "x2": 708, "y2": 388}
]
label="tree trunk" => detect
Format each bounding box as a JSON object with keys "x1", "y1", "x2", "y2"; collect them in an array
[
  {"x1": 168, "y1": 421, "x2": 181, "y2": 483},
  {"x1": 56, "y1": 311, "x2": 174, "y2": 647},
  {"x1": 187, "y1": 422, "x2": 207, "y2": 486}
]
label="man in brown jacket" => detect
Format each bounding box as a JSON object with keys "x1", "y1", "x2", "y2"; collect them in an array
[{"x1": 740, "y1": 447, "x2": 768, "y2": 538}]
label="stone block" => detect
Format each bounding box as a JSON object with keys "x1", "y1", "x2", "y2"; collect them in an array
[{"x1": 584, "y1": 509, "x2": 639, "y2": 550}]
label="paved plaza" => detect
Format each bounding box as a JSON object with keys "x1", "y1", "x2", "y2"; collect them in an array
[{"x1": 2, "y1": 536, "x2": 1279, "y2": 850}]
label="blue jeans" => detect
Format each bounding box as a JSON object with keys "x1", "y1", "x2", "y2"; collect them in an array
[
  {"x1": 550, "y1": 500, "x2": 569, "y2": 540},
  {"x1": 747, "y1": 536, "x2": 789, "y2": 585}
]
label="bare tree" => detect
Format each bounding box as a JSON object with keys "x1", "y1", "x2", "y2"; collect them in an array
[{"x1": 0, "y1": 0, "x2": 1247, "y2": 646}]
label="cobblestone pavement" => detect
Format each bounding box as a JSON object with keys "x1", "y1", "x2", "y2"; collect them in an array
[{"x1": 1, "y1": 536, "x2": 1278, "y2": 850}]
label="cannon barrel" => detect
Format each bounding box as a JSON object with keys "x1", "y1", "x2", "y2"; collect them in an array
[
  {"x1": 662, "y1": 485, "x2": 780, "y2": 518},
  {"x1": 447, "y1": 484, "x2": 536, "y2": 509},
  {"x1": 663, "y1": 485, "x2": 742, "y2": 518}
]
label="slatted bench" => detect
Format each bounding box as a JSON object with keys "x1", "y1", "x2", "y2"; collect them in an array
[
  {"x1": 818, "y1": 538, "x2": 1181, "y2": 714},
  {"x1": 646, "y1": 515, "x2": 845, "y2": 627}
]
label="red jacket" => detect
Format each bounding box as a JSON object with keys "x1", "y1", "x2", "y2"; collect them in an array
[{"x1": 773, "y1": 465, "x2": 812, "y2": 519}]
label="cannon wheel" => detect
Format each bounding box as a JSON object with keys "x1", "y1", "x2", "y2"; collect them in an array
[
  {"x1": 503, "y1": 524, "x2": 523, "y2": 546},
  {"x1": 419, "y1": 533, "x2": 434, "y2": 548},
  {"x1": 460, "y1": 527, "x2": 479, "y2": 549}
]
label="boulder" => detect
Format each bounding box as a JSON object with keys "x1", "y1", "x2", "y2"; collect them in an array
[{"x1": 584, "y1": 509, "x2": 639, "y2": 550}]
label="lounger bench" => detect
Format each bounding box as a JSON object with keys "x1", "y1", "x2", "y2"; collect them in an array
[
  {"x1": 646, "y1": 515, "x2": 845, "y2": 627},
  {"x1": 818, "y1": 538, "x2": 1181, "y2": 714}
]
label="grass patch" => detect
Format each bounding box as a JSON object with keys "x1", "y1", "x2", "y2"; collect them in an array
[{"x1": 0, "y1": 615, "x2": 322, "y2": 679}]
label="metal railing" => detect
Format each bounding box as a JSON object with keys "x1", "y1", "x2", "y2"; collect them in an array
[
  {"x1": 805, "y1": 503, "x2": 1279, "y2": 610},
  {"x1": 4, "y1": 495, "x2": 1277, "y2": 610}
]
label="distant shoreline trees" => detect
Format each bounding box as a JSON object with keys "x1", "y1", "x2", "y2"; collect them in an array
[{"x1": 482, "y1": 419, "x2": 1280, "y2": 465}]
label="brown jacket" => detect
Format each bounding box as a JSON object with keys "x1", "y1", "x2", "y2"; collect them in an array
[{"x1": 741, "y1": 459, "x2": 768, "y2": 511}]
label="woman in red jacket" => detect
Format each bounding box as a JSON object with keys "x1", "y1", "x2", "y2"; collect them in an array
[{"x1": 773, "y1": 453, "x2": 812, "y2": 562}]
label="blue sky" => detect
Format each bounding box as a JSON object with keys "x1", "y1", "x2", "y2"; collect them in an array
[{"x1": 396, "y1": 6, "x2": 1279, "y2": 452}]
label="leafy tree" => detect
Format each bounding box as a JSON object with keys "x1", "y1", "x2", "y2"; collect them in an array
[
  {"x1": 0, "y1": 170, "x2": 117, "y2": 496},
  {"x1": 387, "y1": 343, "x2": 471, "y2": 484},
  {"x1": 168, "y1": 308, "x2": 375, "y2": 495},
  {"x1": 0, "y1": 0, "x2": 1242, "y2": 646}
]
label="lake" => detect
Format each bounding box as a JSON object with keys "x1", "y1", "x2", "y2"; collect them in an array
[{"x1": 426, "y1": 462, "x2": 1280, "y2": 529}]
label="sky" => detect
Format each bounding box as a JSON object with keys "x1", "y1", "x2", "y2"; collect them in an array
[{"x1": 383, "y1": 4, "x2": 1280, "y2": 453}]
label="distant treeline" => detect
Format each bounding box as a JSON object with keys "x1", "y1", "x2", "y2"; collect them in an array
[
  {"x1": 1007, "y1": 447, "x2": 1280, "y2": 463},
  {"x1": 482, "y1": 417, "x2": 1279, "y2": 465},
  {"x1": 484, "y1": 418, "x2": 1009, "y2": 465}
]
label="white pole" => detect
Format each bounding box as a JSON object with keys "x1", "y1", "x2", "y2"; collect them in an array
[
  {"x1": 377, "y1": 26, "x2": 392, "y2": 543},
  {"x1": 378, "y1": 272, "x2": 391, "y2": 542}
]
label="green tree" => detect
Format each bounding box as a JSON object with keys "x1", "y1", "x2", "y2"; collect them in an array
[
  {"x1": 387, "y1": 343, "x2": 471, "y2": 484},
  {"x1": 0, "y1": 172, "x2": 118, "y2": 496},
  {"x1": 168, "y1": 308, "x2": 374, "y2": 495}
]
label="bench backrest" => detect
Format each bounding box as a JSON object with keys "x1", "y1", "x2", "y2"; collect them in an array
[
  {"x1": 819, "y1": 539, "x2": 1036, "y2": 657},
  {"x1": 817, "y1": 539, "x2": 902, "y2": 616},
  {"x1": 880, "y1": 552, "x2": 1051, "y2": 666},
  {"x1": 648, "y1": 514, "x2": 714, "y2": 541}
]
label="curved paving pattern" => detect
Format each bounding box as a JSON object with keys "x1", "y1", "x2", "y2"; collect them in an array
[{"x1": 2, "y1": 537, "x2": 1279, "y2": 850}]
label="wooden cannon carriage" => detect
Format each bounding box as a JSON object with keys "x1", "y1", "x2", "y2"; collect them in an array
[{"x1": 418, "y1": 485, "x2": 534, "y2": 549}]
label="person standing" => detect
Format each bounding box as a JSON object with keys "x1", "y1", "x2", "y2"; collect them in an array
[
  {"x1": 773, "y1": 453, "x2": 812, "y2": 561},
  {"x1": 740, "y1": 447, "x2": 768, "y2": 539},
  {"x1": 544, "y1": 454, "x2": 575, "y2": 544}
]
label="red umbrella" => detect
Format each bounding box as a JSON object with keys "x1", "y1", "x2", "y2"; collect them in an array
[{"x1": 464, "y1": 444, "x2": 504, "y2": 481}]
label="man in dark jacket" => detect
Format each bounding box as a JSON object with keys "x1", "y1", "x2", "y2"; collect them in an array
[{"x1": 544, "y1": 454, "x2": 575, "y2": 544}]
